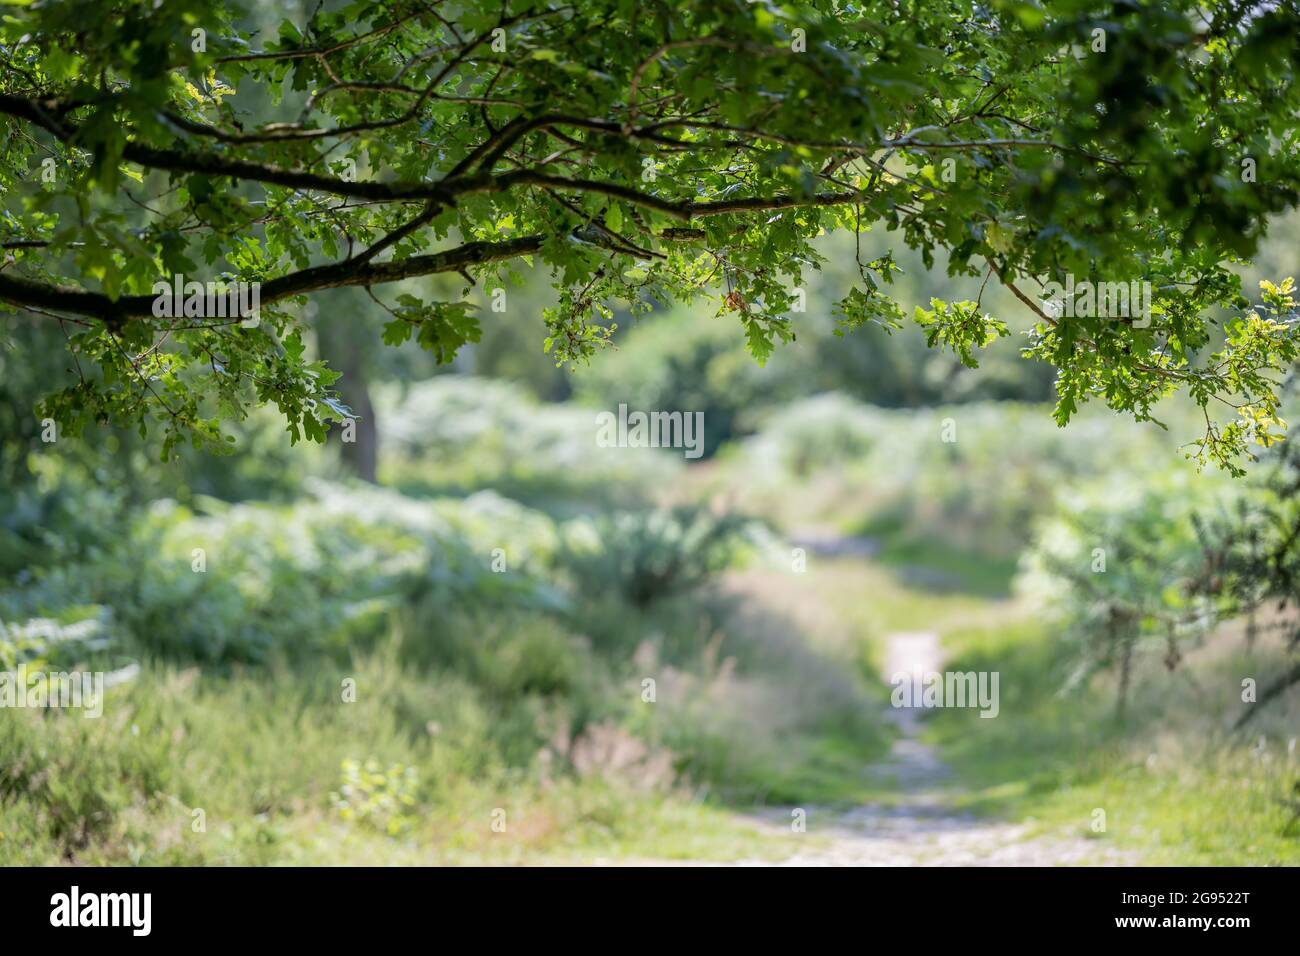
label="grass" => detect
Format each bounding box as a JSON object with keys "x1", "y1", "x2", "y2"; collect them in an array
[
  {"x1": 1, "y1": 561, "x2": 894, "y2": 865},
  {"x1": 0, "y1": 653, "x2": 827, "y2": 866},
  {"x1": 602, "y1": 416, "x2": 1300, "y2": 864},
  {"x1": 872, "y1": 538, "x2": 1020, "y2": 600},
  {"x1": 926, "y1": 620, "x2": 1300, "y2": 865},
  {"x1": 790, "y1": 553, "x2": 1029, "y2": 651},
  {"x1": 11, "y1": 422, "x2": 1295, "y2": 867},
  {"x1": 718, "y1": 548, "x2": 1028, "y2": 811},
  {"x1": 9, "y1": 530, "x2": 1294, "y2": 866},
  {"x1": 767, "y1": 523, "x2": 1300, "y2": 866}
]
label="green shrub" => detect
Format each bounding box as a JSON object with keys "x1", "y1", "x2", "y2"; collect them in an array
[
  {"x1": 1018, "y1": 470, "x2": 1237, "y2": 709},
  {"x1": 0, "y1": 609, "x2": 114, "y2": 670},
  {"x1": 0, "y1": 692, "x2": 176, "y2": 857},
  {"x1": 736, "y1": 394, "x2": 1197, "y2": 556},
  {"x1": 0, "y1": 464, "x2": 130, "y2": 578},
  {"x1": 377, "y1": 376, "x2": 680, "y2": 509},
  {"x1": 558, "y1": 507, "x2": 754, "y2": 609},
  {"x1": 574, "y1": 307, "x2": 807, "y2": 455},
  {"x1": 331, "y1": 759, "x2": 420, "y2": 837},
  {"x1": 2, "y1": 481, "x2": 570, "y2": 666}
]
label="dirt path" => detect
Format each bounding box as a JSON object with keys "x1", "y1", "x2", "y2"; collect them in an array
[{"x1": 725, "y1": 631, "x2": 1133, "y2": 866}]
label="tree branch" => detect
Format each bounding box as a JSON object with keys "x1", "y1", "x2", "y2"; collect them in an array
[{"x1": 0, "y1": 235, "x2": 547, "y2": 324}]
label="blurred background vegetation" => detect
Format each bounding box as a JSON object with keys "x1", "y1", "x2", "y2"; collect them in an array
[
  {"x1": 2, "y1": 0, "x2": 1298, "y2": 866},
  {"x1": 3, "y1": 208, "x2": 1298, "y2": 865}
]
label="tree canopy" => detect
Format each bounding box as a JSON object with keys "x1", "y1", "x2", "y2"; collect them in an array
[{"x1": 2, "y1": 0, "x2": 1299, "y2": 469}]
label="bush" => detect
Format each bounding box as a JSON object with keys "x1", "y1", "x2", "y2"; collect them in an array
[
  {"x1": 558, "y1": 507, "x2": 755, "y2": 609},
  {"x1": 1, "y1": 481, "x2": 567, "y2": 666},
  {"x1": 735, "y1": 394, "x2": 1196, "y2": 556},
  {"x1": 574, "y1": 307, "x2": 808, "y2": 455},
  {"x1": 1018, "y1": 469, "x2": 1237, "y2": 709},
  {"x1": 0, "y1": 465, "x2": 130, "y2": 579},
  {"x1": 331, "y1": 759, "x2": 420, "y2": 837},
  {"x1": 376, "y1": 376, "x2": 680, "y2": 510}
]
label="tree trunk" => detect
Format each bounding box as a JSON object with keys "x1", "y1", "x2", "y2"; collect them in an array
[
  {"x1": 316, "y1": 304, "x2": 378, "y2": 484},
  {"x1": 1116, "y1": 634, "x2": 1133, "y2": 721},
  {"x1": 337, "y1": 354, "x2": 377, "y2": 483}
]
